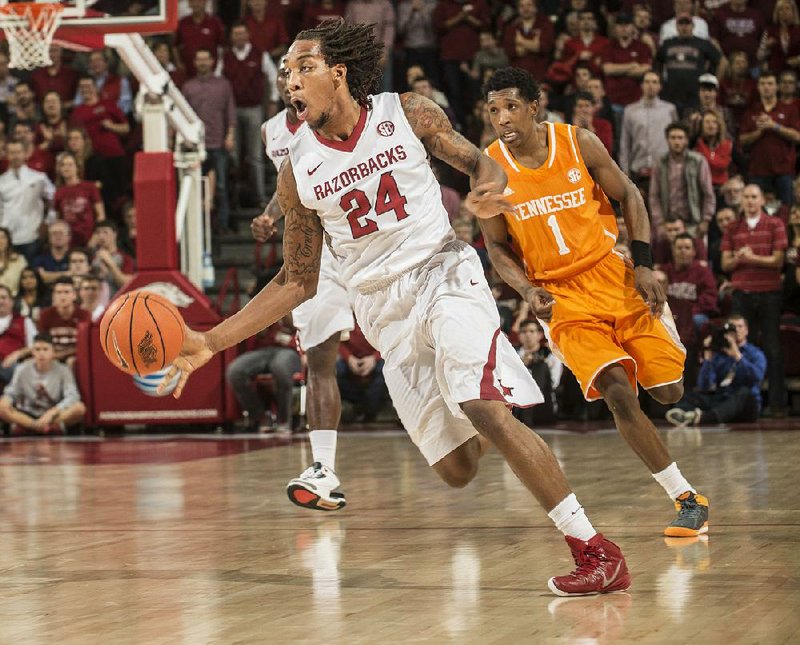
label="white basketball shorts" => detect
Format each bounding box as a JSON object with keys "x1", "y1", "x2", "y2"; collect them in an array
[
  {"x1": 353, "y1": 240, "x2": 543, "y2": 465},
  {"x1": 292, "y1": 244, "x2": 355, "y2": 351}
]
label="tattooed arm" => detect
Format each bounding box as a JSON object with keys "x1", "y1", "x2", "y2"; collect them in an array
[
  {"x1": 399, "y1": 92, "x2": 511, "y2": 219},
  {"x1": 160, "y1": 159, "x2": 323, "y2": 398}
]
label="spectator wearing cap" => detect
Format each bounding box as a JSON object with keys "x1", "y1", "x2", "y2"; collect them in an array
[
  {"x1": 683, "y1": 73, "x2": 735, "y2": 141},
  {"x1": 739, "y1": 71, "x2": 800, "y2": 206},
  {"x1": 501, "y1": 0, "x2": 555, "y2": 83},
  {"x1": 712, "y1": 0, "x2": 765, "y2": 60},
  {"x1": 600, "y1": 13, "x2": 653, "y2": 117},
  {"x1": 242, "y1": 0, "x2": 290, "y2": 60},
  {"x1": 657, "y1": 15, "x2": 722, "y2": 113},
  {"x1": 30, "y1": 44, "x2": 78, "y2": 109},
  {"x1": 619, "y1": 71, "x2": 678, "y2": 187},
  {"x1": 721, "y1": 184, "x2": 789, "y2": 416},
  {"x1": 659, "y1": 0, "x2": 711, "y2": 42},
  {"x1": 649, "y1": 122, "x2": 716, "y2": 237},
  {"x1": 175, "y1": 0, "x2": 226, "y2": 77},
  {"x1": 73, "y1": 50, "x2": 133, "y2": 115},
  {"x1": 757, "y1": 0, "x2": 800, "y2": 75},
  {"x1": 220, "y1": 23, "x2": 278, "y2": 209}
]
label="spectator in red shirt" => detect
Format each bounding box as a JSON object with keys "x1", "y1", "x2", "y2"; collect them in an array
[
  {"x1": 243, "y1": 0, "x2": 290, "y2": 59},
  {"x1": 14, "y1": 121, "x2": 54, "y2": 179},
  {"x1": 501, "y1": 0, "x2": 555, "y2": 83},
  {"x1": 739, "y1": 71, "x2": 800, "y2": 205},
  {"x1": 720, "y1": 51, "x2": 756, "y2": 126},
  {"x1": 152, "y1": 41, "x2": 186, "y2": 88},
  {"x1": 664, "y1": 232, "x2": 718, "y2": 385},
  {"x1": 572, "y1": 90, "x2": 613, "y2": 153},
  {"x1": 73, "y1": 50, "x2": 133, "y2": 115},
  {"x1": 175, "y1": 0, "x2": 226, "y2": 77},
  {"x1": 779, "y1": 69, "x2": 800, "y2": 111},
  {"x1": 721, "y1": 184, "x2": 789, "y2": 415},
  {"x1": 654, "y1": 216, "x2": 709, "y2": 267},
  {"x1": 53, "y1": 152, "x2": 105, "y2": 249},
  {"x1": 632, "y1": 4, "x2": 659, "y2": 55},
  {"x1": 87, "y1": 221, "x2": 134, "y2": 296},
  {"x1": 712, "y1": 0, "x2": 765, "y2": 59},
  {"x1": 37, "y1": 277, "x2": 90, "y2": 362},
  {"x1": 336, "y1": 322, "x2": 387, "y2": 422},
  {"x1": 9, "y1": 81, "x2": 40, "y2": 132},
  {"x1": 36, "y1": 91, "x2": 67, "y2": 158},
  {"x1": 601, "y1": 13, "x2": 653, "y2": 111},
  {"x1": 65, "y1": 127, "x2": 103, "y2": 196},
  {"x1": 694, "y1": 109, "x2": 734, "y2": 188},
  {"x1": 561, "y1": 10, "x2": 610, "y2": 77},
  {"x1": 301, "y1": 0, "x2": 346, "y2": 31},
  {"x1": 757, "y1": 0, "x2": 800, "y2": 74},
  {"x1": 30, "y1": 44, "x2": 78, "y2": 109},
  {"x1": 433, "y1": 0, "x2": 490, "y2": 125}
]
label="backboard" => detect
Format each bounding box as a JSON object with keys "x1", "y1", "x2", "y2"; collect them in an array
[{"x1": 0, "y1": 0, "x2": 177, "y2": 50}]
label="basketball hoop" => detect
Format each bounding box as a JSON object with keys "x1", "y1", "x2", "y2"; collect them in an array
[{"x1": 0, "y1": 2, "x2": 64, "y2": 70}]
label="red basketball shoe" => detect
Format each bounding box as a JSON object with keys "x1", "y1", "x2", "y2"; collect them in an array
[{"x1": 548, "y1": 533, "x2": 632, "y2": 596}]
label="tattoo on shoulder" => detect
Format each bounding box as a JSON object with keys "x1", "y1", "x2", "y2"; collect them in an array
[{"x1": 401, "y1": 92, "x2": 452, "y2": 134}]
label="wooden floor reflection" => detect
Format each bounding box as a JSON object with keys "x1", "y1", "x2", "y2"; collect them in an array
[{"x1": 0, "y1": 427, "x2": 798, "y2": 643}]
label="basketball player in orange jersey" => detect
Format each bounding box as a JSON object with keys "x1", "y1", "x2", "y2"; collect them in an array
[
  {"x1": 481, "y1": 67, "x2": 708, "y2": 538},
  {"x1": 162, "y1": 20, "x2": 632, "y2": 596}
]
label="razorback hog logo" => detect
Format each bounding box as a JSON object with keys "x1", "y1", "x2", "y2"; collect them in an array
[
  {"x1": 377, "y1": 121, "x2": 395, "y2": 137},
  {"x1": 137, "y1": 330, "x2": 159, "y2": 366}
]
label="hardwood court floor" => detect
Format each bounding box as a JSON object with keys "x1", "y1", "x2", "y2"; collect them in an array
[{"x1": 0, "y1": 427, "x2": 798, "y2": 644}]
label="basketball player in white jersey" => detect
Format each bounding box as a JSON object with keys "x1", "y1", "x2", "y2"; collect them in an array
[
  {"x1": 257, "y1": 59, "x2": 352, "y2": 512},
  {"x1": 163, "y1": 20, "x2": 631, "y2": 596}
]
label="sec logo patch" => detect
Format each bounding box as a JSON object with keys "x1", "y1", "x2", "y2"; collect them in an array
[
  {"x1": 567, "y1": 167, "x2": 582, "y2": 183},
  {"x1": 377, "y1": 121, "x2": 395, "y2": 137}
]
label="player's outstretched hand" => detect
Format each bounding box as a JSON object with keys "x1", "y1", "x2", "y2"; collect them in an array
[
  {"x1": 251, "y1": 213, "x2": 278, "y2": 242},
  {"x1": 525, "y1": 286, "x2": 555, "y2": 322},
  {"x1": 634, "y1": 266, "x2": 665, "y2": 318},
  {"x1": 157, "y1": 327, "x2": 215, "y2": 399},
  {"x1": 465, "y1": 182, "x2": 512, "y2": 220}
]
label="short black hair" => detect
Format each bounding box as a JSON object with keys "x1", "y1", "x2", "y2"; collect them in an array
[
  {"x1": 574, "y1": 90, "x2": 594, "y2": 104},
  {"x1": 672, "y1": 232, "x2": 695, "y2": 245},
  {"x1": 759, "y1": 70, "x2": 778, "y2": 83},
  {"x1": 295, "y1": 19, "x2": 384, "y2": 109},
  {"x1": 69, "y1": 247, "x2": 91, "y2": 262},
  {"x1": 483, "y1": 67, "x2": 541, "y2": 102},
  {"x1": 33, "y1": 333, "x2": 53, "y2": 345},
  {"x1": 94, "y1": 220, "x2": 118, "y2": 234},
  {"x1": 53, "y1": 276, "x2": 76, "y2": 290},
  {"x1": 665, "y1": 121, "x2": 689, "y2": 138}
]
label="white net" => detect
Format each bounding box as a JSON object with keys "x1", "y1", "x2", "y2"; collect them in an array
[{"x1": 0, "y1": 3, "x2": 64, "y2": 70}]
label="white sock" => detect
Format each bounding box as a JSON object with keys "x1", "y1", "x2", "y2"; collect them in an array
[
  {"x1": 548, "y1": 493, "x2": 597, "y2": 542},
  {"x1": 652, "y1": 462, "x2": 695, "y2": 500},
  {"x1": 310, "y1": 430, "x2": 337, "y2": 471}
]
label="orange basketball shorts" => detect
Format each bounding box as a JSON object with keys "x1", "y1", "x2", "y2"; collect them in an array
[{"x1": 538, "y1": 252, "x2": 686, "y2": 401}]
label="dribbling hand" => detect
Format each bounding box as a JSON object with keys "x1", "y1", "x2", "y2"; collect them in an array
[
  {"x1": 157, "y1": 327, "x2": 215, "y2": 399},
  {"x1": 465, "y1": 182, "x2": 513, "y2": 220},
  {"x1": 634, "y1": 266, "x2": 666, "y2": 318},
  {"x1": 525, "y1": 286, "x2": 555, "y2": 322},
  {"x1": 251, "y1": 213, "x2": 278, "y2": 242}
]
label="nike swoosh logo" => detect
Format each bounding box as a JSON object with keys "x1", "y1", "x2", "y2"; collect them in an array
[
  {"x1": 601, "y1": 561, "x2": 622, "y2": 589},
  {"x1": 470, "y1": 280, "x2": 479, "y2": 286},
  {"x1": 307, "y1": 161, "x2": 323, "y2": 176}
]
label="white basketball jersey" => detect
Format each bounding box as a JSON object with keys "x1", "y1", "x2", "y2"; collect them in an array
[
  {"x1": 262, "y1": 108, "x2": 303, "y2": 171},
  {"x1": 288, "y1": 93, "x2": 454, "y2": 290}
]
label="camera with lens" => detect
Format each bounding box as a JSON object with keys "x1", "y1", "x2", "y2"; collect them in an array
[{"x1": 710, "y1": 322, "x2": 736, "y2": 353}]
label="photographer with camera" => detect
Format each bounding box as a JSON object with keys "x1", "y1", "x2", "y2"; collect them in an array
[{"x1": 666, "y1": 315, "x2": 766, "y2": 425}]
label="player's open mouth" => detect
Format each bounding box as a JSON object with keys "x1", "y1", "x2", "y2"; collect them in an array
[
  {"x1": 501, "y1": 131, "x2": 518, "y2": 144},
  {"x1": 292, "y1": 99, "x2": 308, "y2": 121}
]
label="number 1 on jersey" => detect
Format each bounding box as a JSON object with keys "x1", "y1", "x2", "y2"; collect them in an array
[{"x1": 546, "y1": 214, "x2": 571, "y2": 256}]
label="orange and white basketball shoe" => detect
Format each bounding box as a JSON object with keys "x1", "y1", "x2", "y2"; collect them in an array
[
  {"x1": 548, "y1": 533, "x2": 632, "y2": 596},
  {"x1": 287, "y1": 462, "x2": 346, "y2": 511},
  {"x1": 664, "y1": 491, "x2": 709, "y2": 537}
]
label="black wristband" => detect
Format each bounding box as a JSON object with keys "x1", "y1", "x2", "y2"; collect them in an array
[{"x1": 630, "y1": 240, "x2": 653, "y2": 269}]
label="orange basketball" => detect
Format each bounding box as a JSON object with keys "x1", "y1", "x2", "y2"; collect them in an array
[{"x1": 99, "y1": 290, "x2": 185, "y2": 376}]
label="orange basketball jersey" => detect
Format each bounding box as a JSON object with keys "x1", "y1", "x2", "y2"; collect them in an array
[{"x1": 485, "y1": 122, "x2": 617, "y2": 282}]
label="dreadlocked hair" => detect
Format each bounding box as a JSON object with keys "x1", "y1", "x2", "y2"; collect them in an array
[
  {"x1": 296, "y1": 19, "x2": 384, "y2": 109},
  {"x1": 482, "y1": 67, "x2": 541, "y2": 103}
]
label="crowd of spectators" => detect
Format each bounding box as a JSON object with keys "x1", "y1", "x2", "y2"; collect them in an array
[{"x1": 0, "y1": 0, "x2": 798, "y2": 428}]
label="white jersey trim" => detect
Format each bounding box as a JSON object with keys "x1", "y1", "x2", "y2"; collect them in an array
[
  {"x1": 567, "y1": 124, "x2": 580, "y2": 163},
  {"x1": 547, "y1": 122, "x2": 557, "y2": 168},
  {"x1": 498, "y1": 140, "x2": 520, "y2": 173}
]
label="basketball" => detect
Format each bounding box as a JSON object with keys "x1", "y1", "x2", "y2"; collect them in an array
[{"x1": 99, "y1": 290, "x2": 185, "y2": 376}]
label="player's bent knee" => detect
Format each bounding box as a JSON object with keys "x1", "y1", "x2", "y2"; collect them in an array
[
  {"x1": 602, "y1": 380, "x2": 639, "y2": 415},
  {"x1": 649, "y1": 381, "x2": 684, "y2": 405},
  {"x1": 433, "y1": 436, "x2": 481, "y2": 488},
  {"x1": 436, "y1": 465, "x2": 478, "y2": 489}
]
